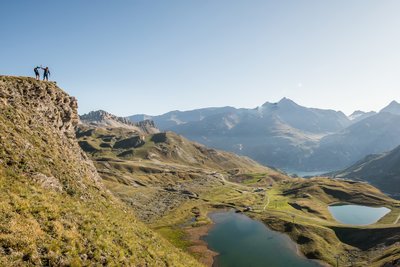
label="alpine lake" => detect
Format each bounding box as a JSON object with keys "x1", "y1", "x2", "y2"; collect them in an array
[
  {"x1": 328, "y1": 204, "x2": 390, "y2": 225},
  {"x1": 202, "y1": 211, "x2": 323, "y2": 267}
]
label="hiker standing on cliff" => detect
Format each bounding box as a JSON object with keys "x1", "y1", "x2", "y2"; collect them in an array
[
  {"x1": 42, "y1": 66, "x2": 50, "y2": 81},
  {"x1": 34, "y1": 66, "x2": 40, "y2": 80}
]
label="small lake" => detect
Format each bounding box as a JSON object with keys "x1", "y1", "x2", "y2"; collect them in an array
[
  {"x1": 328, "y1": 204, "x2": 390, "y2": 225},
  {"x1": 283, "y1": 169, "x2": 330, "y2": 178},
  {"x1": 203, "y1": 211, "x2": 322, "y2": 267}
]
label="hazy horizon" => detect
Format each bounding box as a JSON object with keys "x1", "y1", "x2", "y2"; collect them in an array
[
  {"x1": 2, "y1": 1, "x2": 400, "y2": 116},
  {"x1": 81, "y1": 96, "x2": 396, "y2": 118}
]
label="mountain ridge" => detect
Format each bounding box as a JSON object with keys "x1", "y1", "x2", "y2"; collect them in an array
[
  {"x1": 126, "y1": 98, "x2": 400, "y2": 172},
  {"x1": 380, "y1": 100, "x2": 400, "y2": 115},
  {"x1": 80, "y1": 109, "x2": 159, "y2": 134}
]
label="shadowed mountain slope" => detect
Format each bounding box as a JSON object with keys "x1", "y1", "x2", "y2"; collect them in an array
[
  {"x1": 309, "y1": 112, "x2": 400, "y2": 170},
  {"x1": 330, "y1": 145, "x2": 400, "y2": 197}
]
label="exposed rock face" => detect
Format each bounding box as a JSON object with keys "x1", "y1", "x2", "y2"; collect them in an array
[
  {"x1": 114, "y1": 136, "x2": 145, "y2": 149},
  {"x1": 0, "y1": 76, "x2": 101, "y2": 192},
  {"x1": 80, "y1": 110, "x2": 159, "y2": 134},
  {"x1": 0, "y1": 76, "x2": 200, "y2": 266},
  {"x1": 135, "y1": 119, "x2": 157, "y2": 134},
  {"x1": 80, "y1": 110, "x2": 134, "y2": 126},
  {"x1": 0, "y1": 77, "x2": 78, "y2": 137}
]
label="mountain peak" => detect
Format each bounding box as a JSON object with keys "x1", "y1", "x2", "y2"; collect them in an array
[
  {"x1": 80, "y1": 110, "x2": 159, "y2": 134},
  {"x1": 350, "y1": 110, "x2": 365, "y2": 116},
  {"x1": 278, "y1": 97, "x2": 291, "y2": 102},
  {"x1": 80, "y1": 110, "x2": 134, "y2": 126},
  {"x1": 277, "y1": 97, "x2": 298, "y2": 106},
  {"x1": 261, "y1": 97, "x2": 297, "y2": 107},
  {"x1": 348, "y1": 110, "x2": 377, "y2": 123},
  {"x1": 380, "y1": 100, "x2": 400, "y2": 115}
]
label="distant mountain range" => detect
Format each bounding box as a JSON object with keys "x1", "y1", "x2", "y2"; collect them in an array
[
  {"x1": 309, "y1": 111, "x2": 400, "y2": 170},
  {"x1": 127, "y1": 99, "x2": 400, "y2": 172}
]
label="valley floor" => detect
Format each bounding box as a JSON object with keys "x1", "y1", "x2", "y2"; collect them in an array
[{"x1": 99, "y1": 158, "x2": 400, "y2": 266}]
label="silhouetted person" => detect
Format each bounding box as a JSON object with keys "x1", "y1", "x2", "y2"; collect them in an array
[
  {"x1": 42, "y1": 67, "x2": 50, "y2": 81},
  {"x1": 34, "y1": 66, "x2": 40, "y2": 80}
]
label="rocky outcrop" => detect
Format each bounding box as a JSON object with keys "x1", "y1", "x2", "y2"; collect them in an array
[
  {"x1": 0, "y1": 76, "x2": 78, "y2": 137},
  {"x1": 0, "y1": 76, "x2": 101, "y2": 192},
  {"x1": 80, "y1": 110, "x2": 159, "y2": 134},
  {"x1": 114, "y1": 136, "x2": 145, "y2": 149},
  {"x1": 0, "y1": 76, "x2": 200, "y2": 266},
  {"x1": 80, "y1": 110, "x2": 135, "y2": 127},
  {"x1": 135, "y1": 119, "x2": 158, "y2": 134}
]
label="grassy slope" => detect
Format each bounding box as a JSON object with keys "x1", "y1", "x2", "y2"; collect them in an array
[
  {"x1": 78, "y1": 94, "x2": 400, "y2": 266},
  {"x1": 76, "y1": 124, "x2": 291, "y2": 264},
  {"x1": 253, "y1": 178, "x2": 400, "y2": 266},
  {"x1": 76, "y1": 125, "x2": 286, "y2": 223},
  {"x1": 76, "y1": 125, "x2": 275, "y2": 174},
  {"x1": 0, "y1": 76, "x2": 200, "y2": 266},
  {"x1": 0, "y1": 168, "x2": 199, "y2": 266},
  {"x1": 77, "y1": 121, "x2": 400, "y2": 266}
]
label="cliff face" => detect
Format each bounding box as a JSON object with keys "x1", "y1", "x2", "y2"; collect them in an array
[
  {"x1": 79, "y1": 110, "x2": 159, "y2": 134},
  {"x1": 0, "y1": 77, "x2": 78, "y2": 135},
  {"x1": 0, "y1": 76, "x2": 100, "y2": 193},
  {"x1": 0, "y1": 76, "x2": 199, "y2": 266}
]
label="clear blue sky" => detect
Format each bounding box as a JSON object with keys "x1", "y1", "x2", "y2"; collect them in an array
[{"x1": 1, "y1": 1, "x2": 400, "y2": 116}]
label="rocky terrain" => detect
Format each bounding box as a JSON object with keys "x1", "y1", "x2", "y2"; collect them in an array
[
  {"x1": 0, "y1": 76, "x2": 199, "y2": 266},
  {"x1": 80, "y1": 109, "x2": 159, "y2": 134}
]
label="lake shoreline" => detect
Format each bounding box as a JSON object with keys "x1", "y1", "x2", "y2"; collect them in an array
[
  {"x1": 184, "y1": 221, "x2": 218, "y2": 267},
  {"x1": 190, "y1": 209, "x2": 328, "y2": 267}
]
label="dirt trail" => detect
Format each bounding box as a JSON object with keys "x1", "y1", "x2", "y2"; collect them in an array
[
  {"x1": 394, "y1": 214, "x2": 400, "y2": 224},
  {"x1": 263, "y1": 192, "x2": 270, "y2": 210}
]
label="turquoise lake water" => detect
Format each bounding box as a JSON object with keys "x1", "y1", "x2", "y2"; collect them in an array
[
  {"x1": 328, "y1": 204, "x2": 390, "y2": 225},
  {"x1": 203, "y1": 211, "x2": 322, "y2": 267}
]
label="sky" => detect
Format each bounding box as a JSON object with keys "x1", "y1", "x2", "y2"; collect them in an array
[{"x1": 1, "y1": 0, "x2": 400, "y2": 116}]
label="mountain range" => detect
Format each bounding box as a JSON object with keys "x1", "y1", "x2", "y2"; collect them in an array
[
  {"x1": 82, "y1": 106, "x2": 400, "y2": 198},
  {"x1": 78, "y1": 100, "x2": 400, "y2": 266},
  {"x1": 127, "y1": 98, "x2": 400, "y2": 172}
]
